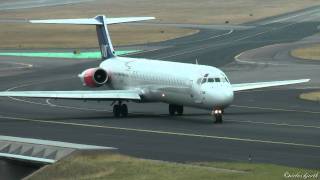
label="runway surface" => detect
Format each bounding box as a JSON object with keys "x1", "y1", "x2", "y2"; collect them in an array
[{"x1": 0, "y1": 6, "x2": 320, "y2": 169}]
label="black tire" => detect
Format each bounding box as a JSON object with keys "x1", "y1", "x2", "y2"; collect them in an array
[
  {"x1": 121, "y1": 104, "x2": 128, "y2": 117},
  {"x1": 169, "y1": 104, "x2": 176, "y2": 116},
  {"x1": 177, "y1": 105, "x2": 184, "y2": 115},
  {"x1": 214, "y1": 114, "x2": 223, "y2": 124},
  {"x1": 113, "y1": 105, "x2": 121, "y2": 117}
]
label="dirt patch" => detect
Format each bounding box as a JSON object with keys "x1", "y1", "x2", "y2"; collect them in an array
[
  {"x1": 2, "y1": 0, "x2": 320, "y2": 24},
  {"x1": 0, "y1": 23, "x2": 198, "y2": 49},
  {"x1": 1, "y1": 0, "x2": 320, "y2": 49},
  {"x1": 300, "y1": 91, "x2": 320, "y2": 102},
  {"x1": 291, "y1": 44, "x2": 320, "y2": 61}
]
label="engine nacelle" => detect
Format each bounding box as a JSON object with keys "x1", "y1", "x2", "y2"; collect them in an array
[{"x1": 78, "y1": 68, "x2": 109, "y2": 87}]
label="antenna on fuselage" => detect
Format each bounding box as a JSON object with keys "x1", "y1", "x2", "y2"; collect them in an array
[{"x1": 195, "y1": 58, "x2": 199, "y2": 65}]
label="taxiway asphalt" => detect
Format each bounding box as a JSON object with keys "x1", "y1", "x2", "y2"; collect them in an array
[{"x1": 0, "y1": 6, "x2": 319, "y2": 169}]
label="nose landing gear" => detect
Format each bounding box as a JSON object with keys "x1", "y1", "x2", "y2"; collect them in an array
[
  {"x1": 212, "y1": 109, "x2": 223, "y2": 123},
  {"x1": 113, "y1": 101, "x2": 128, "y2": 117}
]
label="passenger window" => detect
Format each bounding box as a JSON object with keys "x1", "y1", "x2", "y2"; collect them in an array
[{"x1": 215, "y1": 78, "x2": 220, "y2": 82}]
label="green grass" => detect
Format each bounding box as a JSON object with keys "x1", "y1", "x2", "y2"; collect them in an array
[
  {"x1": 29, "y1": 151, "x2": 319, "y2": 180},
  {"x1": 0, "y1": 50, "x2": 140, "y2": 59}
]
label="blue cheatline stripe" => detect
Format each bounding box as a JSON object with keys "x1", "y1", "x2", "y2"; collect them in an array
[{"x1": 0, "y1": 50, "x2": 140, "y2": 59}]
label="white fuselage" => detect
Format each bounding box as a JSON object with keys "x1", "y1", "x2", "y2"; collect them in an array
[{"x1": 100, "y1": 56, "x2": 234, "y2": 110}]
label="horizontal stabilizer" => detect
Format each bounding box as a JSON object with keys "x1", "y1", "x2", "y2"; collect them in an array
[
  {"x1": 30, "y1": 16, "x2": 155, "y2": 25},
  {"x1": 232, "y1": 79, "x2": 310, "y2": 92}
]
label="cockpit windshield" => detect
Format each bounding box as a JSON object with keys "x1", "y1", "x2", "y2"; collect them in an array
[
  {"x1": 200, "y1": 72, "x2": 230, "y2": 84},
  {"x1": 208, "y1": 78, "x2": 214, "y2": 82},
  {"x1": 202, "y1": 77, "x2": 220, "y2": 84},
  {"x1": 201, "y1": 78, "x2": 207, "y2": 84},
  {"x1": 200, "y1": 74, "x2": 229, "y2": 84}
]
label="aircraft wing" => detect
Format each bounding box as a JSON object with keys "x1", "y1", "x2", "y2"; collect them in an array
[
  {"x1": 232, "y1": 79, "x2": 310, "y2": 92},
  {"x1": 0, "y1": 90, "x2": 141, "y2": 101},
  {"x1": 30, "y1": 17, "x2": 155, "y2": 25}
]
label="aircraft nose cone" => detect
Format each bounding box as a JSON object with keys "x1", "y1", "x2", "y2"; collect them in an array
[
  {"x1": 224, "y1": 88, "x2": 234, "y2": 105},
  {"x1": 204, "y1": 86, "x2": 234, "y2": 107}
]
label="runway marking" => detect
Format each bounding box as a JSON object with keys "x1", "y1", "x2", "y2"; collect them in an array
[
  {"x1": 226, "y1": 119, "x2": 320, "y2": 129},
  {"x1": 45, "y1": 99, "x2": 107, "y2": 112},
  {"x1": 259, "y1": 8, "x2": 320, "y2": 25},
  {"x1": 4, "y1": 80, "x2": 109, "y2": 112},
  {"x1": 198, "y1": 29, "x2": 234, "y2": 42},
  {"x1": 234, "y1": 52, "x2": 288, "y2": 66},
  {"x1": 0, "y1": 61, "x2": 33, "y2": 70},
  {"x1": 6, "y1": 82, "x2": 51, "y2": 107},
  {"x1": 233, "y1": 10, "x2": 320, "y2": 66},
  {"x1": 3, "y1": 77, "x2": 105, "y2": 112},
  {"x1": 5, "y1": 80, "x2": 66, "y2": 107},
  {"x1": 0, "y1": 115, "x2": 320, "y2": 149},
  {"x1": 182, "y1": 116, "x2": 320, "y2": 129},
  {"x1": 158, "y1": 17, "x2": 304, "y2": 60},
  {"x1": 231, "y1": 104, "x2": 320, "y2": 114}
]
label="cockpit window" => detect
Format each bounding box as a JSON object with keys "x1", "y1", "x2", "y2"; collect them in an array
[
  {"x1": 208, "y1": 78, "x2": 214, "y2": 82},
  {"x1": 225, "y1": 77, "x2": 229, "y2": 83},
  {"x1": 197, "y1": 78, "x2": 202, "y2": 84},
  {"x1": 201, "y1": 78, "x2": 207, "y2": 84},
  {"x1": 215, "y1": 78, "x2": 220, "y2": 82}
]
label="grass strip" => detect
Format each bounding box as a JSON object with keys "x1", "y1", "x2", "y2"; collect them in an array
[{"x1": 29, "y1": 151, "x2": 319, "y2": 180}]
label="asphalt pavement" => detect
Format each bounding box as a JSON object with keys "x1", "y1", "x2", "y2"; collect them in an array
[{"x1": 0, "y1": 6, "x2": 319, "y2": 169}]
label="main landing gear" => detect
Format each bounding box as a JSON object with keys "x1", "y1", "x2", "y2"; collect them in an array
[
  {"x1": 212, "y1": 109, "x2": 223, "y2": 123},
  {"x1": 113, "y1": 101, "x2": 128, "y2": 117},
  {"x1": 169, "y1": 104, "x2": 184, "y2": 116}
]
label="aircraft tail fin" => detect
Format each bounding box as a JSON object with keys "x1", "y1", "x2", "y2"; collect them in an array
[{"x1": 30, "y1": 15, "x2": 155, "y2": 60}]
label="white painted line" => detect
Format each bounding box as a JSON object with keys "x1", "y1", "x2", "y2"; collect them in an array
[
  {"x1": 207, "y1": 29, "x2": 234, "y2": 40},
  {"x1": 159, "y1": 15, "x2": 307, "y2": 60},
  {"x1": 260, "y1": 8, "x2": 320, "y2": 25},
  {"x1": 126, "y1": 47, "x2": 164, "y2": 56},
  {"x1": 4, "y1": 81, "x2": 109, "y2": 112},
  {"x1": 182, "y1": 115, "x2": 320, "y2": 129},
  {"x1": 234, "y1": 52, "x2": 284, "y2": 66},
  {"x1": 0, "y1": 153, "x2": 55, "y2": 164},
  {"x1": 45, "y1": 99, "x2": 107, "y2": 112},
  {"x1": 231, "y1": 104, "x2": 320, "y2": 114},
  {"x1": 0, "y1": 115, "x2": 319, "y2": 149},
  {"x1": 182, "y1": 114, "x2": 320, "y2": 129},
  {"x1": 3, "y1": 78, "x2": 108, "y2": 112},
  {"x1": 226, "y1": 119, "x2": 320, "y2": 129},
  {"x1": 159, "y1": 30, "x2": 234, "y2": 59},
  {"x1": 0, "y1": 61, "x2": 33, "y2": 71}
]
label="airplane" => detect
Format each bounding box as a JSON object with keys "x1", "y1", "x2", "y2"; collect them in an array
[{"x1": 0, "y1": 15, "x2": 310, "y2": 123}]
